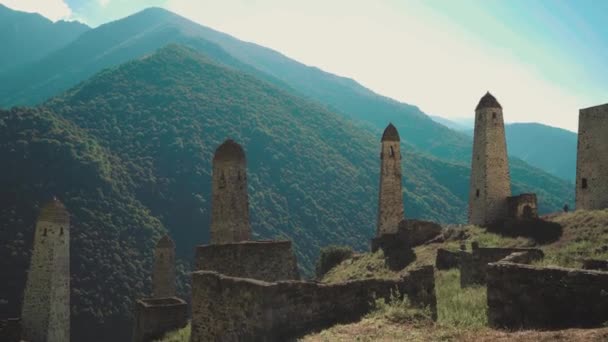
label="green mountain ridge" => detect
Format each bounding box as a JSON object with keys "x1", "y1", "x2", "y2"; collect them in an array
[{"x1": 0, "y1": 4, "x2": 89, "y2": 73}]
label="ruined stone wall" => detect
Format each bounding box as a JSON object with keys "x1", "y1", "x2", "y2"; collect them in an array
[
  {"x1": 460, "y1": 247, "x2": 543, "y2": 287},
  {"x1": 435, "y1": 249, "x2": 464, "y2": 270},
  {"x1": 152, "y1": 235, "x2": 175, "y2": 298},
  {"x1": 132, "y1": 297, "x2": 188, "y2": 342},
  {"x1": 582, "y1": 258, "x2": 608, "y2": 271},
  {"x1": 195, "y1": 240, "x2": 299, "y2": 282},
  {"x1": 21, "y1": 199, "x2": 70, "y2": 342},
  {"x1": 377, "y1": 124, "x2": 404, "y2": 235},
  {"x1": 468, "y1": 94, "x2": 511, "y2": 225},
  {"x1": 190, "y1": 266, "x2": 436, "y2": 341},
  {"x1": 507, "y1": 193, "x2": 538, "y2": 219},
  {"x1": 487, "y1": 260, "x2": 608, "y2": 329},
  {"x1": 0, "y1": 318, "x2": 21, "y2": 342},
  {"x1": 210, "y1": 140, "x2": 251, "y2": 244},
  {"x1": 576, "y1": 103, "x2": 608, "y2": 210}
]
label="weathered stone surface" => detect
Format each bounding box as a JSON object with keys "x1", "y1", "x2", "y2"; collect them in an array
[
  {"x1": 507, "y1": 193, "x2": 538, "y2": 219},
  {"x1": 152, "y1": 234, "x2": 175, "y2": 298},
  {"x1": 398, "y1": 219, "x2": 442, "y2": 246},
  {"x1": 468, "y1": 92, "x2": 511, "y2": 226},
  {"x1": 576, "y1": 103, "x2": 608, "y2": 210},
  {"x1": 196, "y1": 240, "x2": 299, "y2": 281},
  {"x1": 435, "y1": 249, "x2": 464, "y2": 270},
  {"x1": 582, "y1": 258, "x2": 608, "y2": 271},
  {"x1": 21, "y1": 198, "x2": 70, "y2": 342},
  {"x1": 370, "y1": 234, "x2": 416, "y2": 271},
  {"x1": 487, "y1": 261, "x2": 608, "y2": 329},
  {"x1": 0, "y1": 318, "x2": 21, "y2": 342},
  {"x1": 132, "y1": 297, "x2": 188, "y2": 342},
  {"x1": 211, "y1": 139, "x2": 251, "y2": 244},
  {"x1": 377, "y1": 123, "x2": 405, "y2": 235},
  {"x1": 460, "y1": 247, "x2": 543, "y2": 287},
  {"x1": 190, "y1": 266, "x2": 437, "y2": 341}
]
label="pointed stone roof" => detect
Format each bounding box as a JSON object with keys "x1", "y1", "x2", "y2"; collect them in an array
[
  {"x1": 381, "y1": 123, "x2": 400, "y2": 142},
  {"x1": 213, "y1": 139, "x2": 246, "y2": 163},
  {"x1": 476, "y1": 91, "x2": 502, "y2": 110},
  {"x1": 38, "y1": 197, "x2": 69, "y2": 224},
  {"x1": 156, "y1": 234, "x2": 174, "y2": 248}
]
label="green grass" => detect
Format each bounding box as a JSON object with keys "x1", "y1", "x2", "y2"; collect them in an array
[
  {"x1": 436, "y1": 269, "x2": 487, "y2": 329},
  {"x1": 156, "y1": 323, "x2": 190, "y2": 342}
]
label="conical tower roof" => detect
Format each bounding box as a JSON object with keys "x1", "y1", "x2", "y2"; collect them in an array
[
  {"x1": 381, "y1": 123, "x2": 400, "y2": 142},
  {"x1": 476, "y1": 91, "x2": 502, "y2": 110},
  {"x1": 156, "y1": 234, "x2": 174, "y2": 248},
  {"x1": 38, "y1": 197, "x2": 69, "y2": 224},
  {"x1": 213, "y1": 139, "x2": 246, "y2": 163}
]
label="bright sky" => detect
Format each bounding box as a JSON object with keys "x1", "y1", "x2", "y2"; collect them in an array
[{"x1": 3, "y1": 0, "x2": 607, "y2": 132}]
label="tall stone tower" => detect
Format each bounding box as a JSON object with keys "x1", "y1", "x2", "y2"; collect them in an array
[
  {"x1": 152, "y1": 234, "x2": 176, "y2": 298},
  {"x1": 21, "y1": 198, "x2": 70, "y2": 342},
  {"x1": 468, "y1": 92, "x2": 512, "y2": 225},
  {"x1": 376, "y1": 123, "x2": 405, "y2": 235},
  {"x1": 210, "y1": 139, "x2": 251, "y2": 244},
  {"x1": 576, "y1": 103, "x2": 608, "y2": 210}
]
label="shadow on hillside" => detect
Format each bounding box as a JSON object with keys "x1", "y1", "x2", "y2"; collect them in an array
[{"x1": 487, "y1": 219, "x2": 563, "y2": 245}]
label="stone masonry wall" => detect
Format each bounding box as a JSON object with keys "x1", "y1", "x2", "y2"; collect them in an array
[
  {"x1": 435, "y1": 249, "x2": 464, "y2": 270},
  {"x1": 507, "y1": 193, "x2": 538, "y2": 219},
  {"x1": 377, "y1": 125, "x2": 404, "y2": 235},
  {"x1": 195, "y1": 240, "x2": 299, "y2": 282},
  {"x1": 460, "y1": 247, "x2": 543, "y2": 287},
  {"x1": 576, "y1": 103, "x2": 608, "y2": 210},
  {"x1": 21, "y1": 199, "x2": 70, "y2": 342},
  {"x1": 468, "y1": 95, "x2": 511, "y2": 225},
  {"x1": 152, "y1": 235, "x2": 175, "y2": 298},
  {"x1": 190, "y1": 266, "x2": 436, "y2": 341},
  {"x1": 132, "y1": 297, "x2": 188, "y2": 342},
  {"x1": 487, "y1": 260, "x2": 608, "y2": 329},
  {"x1": 210, "y1": 140, "x2": 251, "y2": 244}
]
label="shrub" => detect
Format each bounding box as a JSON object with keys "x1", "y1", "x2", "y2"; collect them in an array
[
  {"x1": 367, "y1": 290, "x2": 432, "y2": 324},
  {"x1": 315, "y1": 245, "x2": 354, "y2": 278}
]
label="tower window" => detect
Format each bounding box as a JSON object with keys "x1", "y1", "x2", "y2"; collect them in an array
[
  {"x1": 43, "y1": 228, "x2": 47, "y2": 237},
  {"x1": 389, "y1": 146, "x2": 394, "y2": 157},
  {"x1": 492, "y1": 112, "x2": 497, "y2": 119},
  {"x1": 476, "y1": 189, "x2": 480, "y2": 198},
  {"x1": 60, "y1": 227, "x2": 64, "y2": 235},
  {"x1": 582, "y1": 178, "x2": 588, "y2": 189}
]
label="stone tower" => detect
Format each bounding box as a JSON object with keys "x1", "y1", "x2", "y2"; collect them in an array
[
  {"x1": 152, "y1": 234, "x2": 176, "y2": 298},
  {"x1": 376, "y1": 123, "x2": 405, "y2": 235},
  {"x1": 468, "y1": 92, "x2": 512, "y2": 225},
  {"x1": 21, "y1": 198, "x2": 70, "y2": 342},
  {"x1": 210, "y1": 139, "x2": 251, "y2": 244},
  {"x1": 576, "y1": 103, "x2": 608, "y2": 210}
]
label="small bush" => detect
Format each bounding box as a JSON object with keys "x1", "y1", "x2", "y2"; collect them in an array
[
  {"x1": 367, "y1": 290, "x2": 432, "y2": 324},
  {"x1": 315, "y1": 245, "x2": 354, "y2": 278}
]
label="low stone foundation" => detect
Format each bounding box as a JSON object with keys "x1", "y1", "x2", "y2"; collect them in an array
[
  {"x1": 582, "y1": 258, "x2": 608, "y2": 271},
  {"x1": 195, "y1": 240, "x2": 299, "y2": 281},
  {"x1": 460, "y1": 246, "x2": 543, "y2": 287},
  {"x1": 435, "y1": 248, "x2": 464, "y2": 270},
  {"x1": 132, "y1": 297, "x2": 188, "y2": 342},
  {"x1": 191, "y1": 266, "x2": 437, "y2": 341},
  {"x1": 507, "y1": 193, "x2": 538, "y2": 219},
  {"x1": 0, "y1": 318, "x2": 21, "y2": 342},
  {"x1": 487, "y1": 257, "x2": 608, "y2": 329}
]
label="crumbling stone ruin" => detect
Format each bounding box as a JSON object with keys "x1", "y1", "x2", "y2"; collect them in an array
[
  {"x1": 371, "y1": 219, "x2": 442, "y2": 270},
  {"x1": 132, "y1": 235, "x2": 187, "y2": 342},
  {"x1": 506, "y1": 193, "x2": 538, "y2": 220},
  {"x1": 195, "y1": 240, "x2": 299, "y2": 281},
  {"x1": 576, "y1": 103, "x2": 608, "y2": 210},
  {"x1": 132, "y1": 297, "x2": 188, "y2": 342},
  {"x1": 582, "y1": 258, "x2": 608, "y2": 271},
  {"x1": 21, "y1": 198, "x2": 70, "y2": 342},
  {"x1": 487, "y1": 251, "x2": 608, "y2": 329},
  {"x1": 210, "y1": 139, "x2": 251, "y2": 244},
  {"x1": 190, "y1": 267, "x2": 437, "y2": 341},
  {"x1": 152, "y1": 234, "x2": 176, "y2": 298},
  {"x1": 377, "y1": 123, "x2": 405, "y2": 235},
  {"x1": 468, "y1": 92, "x2": 512, "y2": 226},
  {"x1": 459, "y1": 243, "x2": 543, "y2": 287},
  {"x1": 0, "y1": 318, "x2": 21, "y2": 342}
]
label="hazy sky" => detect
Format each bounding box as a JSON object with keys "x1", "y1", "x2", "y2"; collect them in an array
[{"x1": 3, "y1": 0, "x2": 607, "y2": 132}]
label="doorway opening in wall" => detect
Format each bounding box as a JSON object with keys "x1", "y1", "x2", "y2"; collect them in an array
[{"x1": 523, "y1": 205, "x2": 533, "y2": 219}]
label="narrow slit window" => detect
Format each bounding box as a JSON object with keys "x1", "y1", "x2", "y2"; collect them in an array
[
  {"x1": 492, "y1": 112, "x2": 497, "y2": 119},
  {"x1": 582, "y1": 178, "x2": 588, "y2": 189},
  {"x1": 476, "y1": 189, "x2": 480, "y2": 198},
  {"x1": 389, "y1": 146, "x2": 394, "y2": 157}
]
